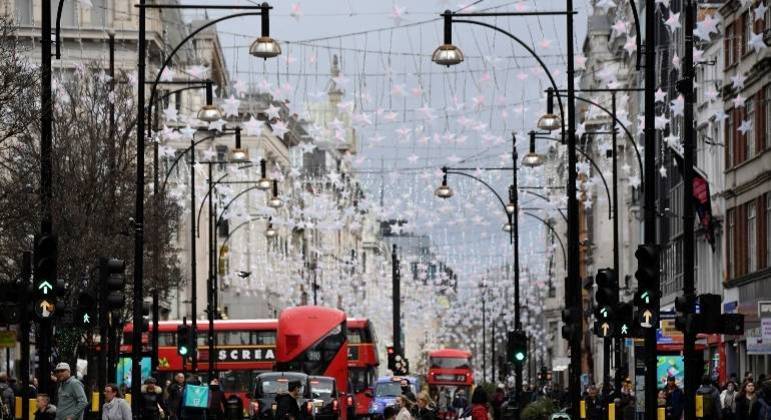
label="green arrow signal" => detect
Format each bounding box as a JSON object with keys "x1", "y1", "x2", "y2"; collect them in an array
[
  {"x1": 641, "y1": 291, "x2": 650, "y2": 304},
  {"x1": 600, "y1": 307, "x2": 608, "y2": 318},
  {"x1": 38, "y1": 280, "x2": 53, "y2": 295}
]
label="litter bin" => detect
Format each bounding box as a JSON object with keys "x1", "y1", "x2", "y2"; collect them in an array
[{"x1": 226, "y1": 394, "x2": 244, "y2": 420}]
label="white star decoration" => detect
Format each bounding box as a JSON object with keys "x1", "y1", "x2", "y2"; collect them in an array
[
  {"x1": 222, "y1": 95, "x2": 241, "y2": 118},
  {"x1": 738, "y1": 119, "x2": 753, "y2": 135},
  {"x1": 242, "y1": 116, "x2": 264, "y2": 136},
  {"x1": 664, "y1": 13, "x2": 681, "y2": 32}
]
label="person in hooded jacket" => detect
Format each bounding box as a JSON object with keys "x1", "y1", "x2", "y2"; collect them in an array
[
  {"x1": 275, "y1": 380, "x2": 302, "y2": 420},
  {"x1": 696, "y1": 375, "x2": 722, "y2": 420},
  {"x1": 102, "y1": 384, "x2": 131, "y2": 420},
  {"x1": 207, "y1": 379, "x2": 227, "y2": 420},
  {"x1": 140, "y1": 378, "x2": 165, "y2": 420}
]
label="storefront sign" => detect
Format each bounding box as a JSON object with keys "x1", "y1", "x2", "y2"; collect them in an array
[
  {"x1": 758, "y1": 301, "x2": 771, "y2": 341},
  {"x1": 746, "y1": 337, "x2": 771, "y2": 355}
]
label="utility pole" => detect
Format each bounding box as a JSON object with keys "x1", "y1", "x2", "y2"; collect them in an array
[
  {"x1": 392, "y1": 245, "x2": 401, "y2": 356},
  {"x1": 681, "y1": 3, "x2": 698, "y2": 420},
  {"x1": 643, "y1": 0, "x2": 660, "y2": 418},
  {"x1": 20, "y1": 252, "x2": 31, "y2": 420}
]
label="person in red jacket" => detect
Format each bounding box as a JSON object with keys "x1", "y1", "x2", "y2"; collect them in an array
[{"x1": 471, "y1": 387, "x2": 490, "y2": 420}]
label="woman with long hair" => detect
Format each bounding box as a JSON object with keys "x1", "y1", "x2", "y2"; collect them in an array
[
  {"x1": 735, "y1": 381, "x2": 759, "y2": 420},
  {"x1": 470, "y1": 387, "x2": 490, "y2": 420}
]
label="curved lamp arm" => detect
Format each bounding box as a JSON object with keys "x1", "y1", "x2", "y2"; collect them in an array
[
  {"x1": 524, "y1": 211, "x2": 567, "y2": 270},
  {"x1": 573, "y1": 95, "x2": 643, "y2": 180},
  {"x1": 444, "y1": 168, "x2": 509, "y2": 219},
  {"x1": 146, "y1": 11, "x2": 264, "y2": 136},
  {"x1": 215, "y1": 185, "x2": 263, "y2": 228},
  {"x1": 160, "y1": 131, "x2": 222, "y2": 192},
  {"x1": 534, "y1": 134, "x2": 612, "y2": 219},
  {"x1": 521, "y1": 190, "x2": 568, "y2": 223},
  {"x1": 219, "y1": 214, "x2": 270, "y2": 255},
  {"x1": 452, "y1": 19, "x2": 566, "y2": 142},
  {"x1": 196, "y1": 172, "x2": 231, "y2": 237}
]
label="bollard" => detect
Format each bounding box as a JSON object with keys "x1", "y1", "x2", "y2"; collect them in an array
[
  {"x1": 29, "y1": 398, "x2": 38, "y2": 420},
  {"x1": 91, "y1": 391, "x2": 100, "y2": 412},
  {"x1": 607, "y1": 403, "x2": 615, "y2": 420},
  {"x1": 15, "y1": 396, "x2": 21, "y2": 419},
  {"x1": 579, "y1": 400, "x2": 586, "y2": 419},
  {"x1": 695, "y1": 394, "x2": 704, "y2": 418},
  {"x1": 225, "y1": 394, "x2": 243, "y2": 420},
  {"x1": 125, "y1": 393, "x2": 131, "y2": 405},
  {"x1": 657, "y1": 407, "x2": 665, "y2": 420}
]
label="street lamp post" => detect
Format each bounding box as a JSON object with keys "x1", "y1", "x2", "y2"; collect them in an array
[
  {"x1": 133, "y1": 3, "x2": 279, "y2": 409},
  {"x1": 433, "y1": 5, "x2": 581, "y2": 413}
]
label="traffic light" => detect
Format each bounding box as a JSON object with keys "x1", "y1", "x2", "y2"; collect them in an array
[
  {"x1": 386, "y1": 346, "x2": 396, "y2": 371},
  {"x1": 394, "y1": 355, "x2": 409, "y2": 375},
  {"x1": 614, "y1": 303, "x2": 634, "y2": 338},
  {"x1": 177, "y1": 324, "x2": 192, "y2": 356},
  {"x1": 697, "y1": 294, "x2": 722, "y2": 333},
  {"x1": 674, "y1": 294, "x2": 695, "y2": 332},
  {"x1": 33, "y1": 234, "x2": 58, "y2": 320},
  {"x1": 594, "y1": 268, "x2": 617, "y2": 338},
  {"x1": 507, "y1": 330, "x2": 527, "y2": 364},
  {"x1": 561, "y1": 306, "x2": 581, "y2": 341},
  {"x1": 101, "y1": 258, "x2": 126, "y2": 312},
  {"x1": 634, "y1": 244, "x2": 659, "y2": 329},
  {"x1": 76, "y1": 290, "x2": 98, "y2": 327}
]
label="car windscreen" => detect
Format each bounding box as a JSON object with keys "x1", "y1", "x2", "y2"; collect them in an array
[
  {"x1": 375, "y1": 382, "x2": 402, "y2": 397},
  {"x1": 429, "y1": 357, "x2": 469, "y2": 369},
  {"x1": 309, "y1": 378, "x2": 335, "y2": 398},
  {"x1": 260, "y1": 377, "x2": 305, "y2": 396}
]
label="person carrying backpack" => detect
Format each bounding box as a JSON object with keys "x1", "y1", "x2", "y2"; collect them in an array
[
  {"x1": 697, "y1": 375, "x2": 722, "y2": 420},
  {"x1": 0, "y1": 372, "x2": 16, "y2": 419}
]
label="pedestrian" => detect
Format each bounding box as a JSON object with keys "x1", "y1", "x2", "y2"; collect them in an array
[
  {"x1": 140, "y1": 378, "x2": 165, "y2": 420},
  {"x1": 0, "y1": 372, "x2": 16, "y2": 419},
  {"x1": 34, "y1": 394, "x2": 57, "y2": 420},
  {"x1": 53, "y1": 363, "x2": 88, "y2": 420},
  {"x1": 207, "y1": 378, "x2": 227, "y2": 420},
  {"x1": 664, "y1": 377, "x2": 684, "y2": 420},
  {"x1": 452, "y1": 390, "x2": 468, "y2": 419},
  {"x1": 584, "y1": 385, "x2": 604, "y2": 420},
  {"x1": 384, "y1": 406, "x2": 398, "y2": 420},
  {"x1": 29, "y1": 376, "x2": 39, "y2": 399},
  {"x1": 179, "y1": 376, "x2": 207, "y2": 420},
  {"x1": 657, "y1": 390, "x2": 667, "y2": 410},
  {"x1": 618, "y1": 379, "x2": 635, "y2": 420},
  {"x1": 166, "y1": 374, "x2": 185, "y2": 420},
  {"x1": 275, "y1": 380, "x2": 302, "y2": 420},
  {"x1": 490, "y1": 387, "x2": 505, "y2": 420},
  {"x1": 697, "y1": 374, "x2": 722, "y2": 420},
  {"x1": 736, "y1": 381, "x2": 759, "y2": 420},
  {"x1": 416, "y1": 392, "x2": 437, "y2": 420},
  {"x1": 102, "y1": 384, "x2": 131, "y2": 420},
  {"x1": 395, "y1": 395, "x2": 414, "y2": 420},
  {"x1": 722, "y1": 381, "x2": 738, "y2": 420},
  {"x1": 470, "y1": 387, "x2": 490, "y2": 420},
  {"x1": 401, "y1": 379, "x2": 417, "y2": 403}
]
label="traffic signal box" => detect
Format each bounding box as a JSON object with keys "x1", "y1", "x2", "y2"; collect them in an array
[
  {"x1": 675, "y1": 293, "x2": 744, "y2": 335},
  {"x1": 593, "y1": 268, "x2": 618, "y2": 338},
  {"x1": 76, "y1": 290, "x2": 98, "y2": 327},
  {"x1": 33, "y1": 234, "x2": 62, "y2": 321},
  {"x1": 634, "y1": 244, "x2": 659, "y2": 330},
  {"x1": 177, "y1": 324, "x2": 193, "y2": 357},
  {"x1": 101, "y1": 258, "x2": 126, "y2": 312},
  {"x1": 507, "y1": 330, "x2": 527, "y2": 365},
  {"x1": 561, "y1": 306, "x2": 582, "y2": 341},
  {"x1": 386, "y1": 346, "x2": 408, "y2": 375}
]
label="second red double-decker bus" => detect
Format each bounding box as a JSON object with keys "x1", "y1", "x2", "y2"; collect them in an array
[
  {"x1": 347, "y1": 318, "x2": 378, "y2": 419},
  {"x1": 276, "y1": 306, "x2": 350, "y2": 419},
  {"x1": 427, "y1": 349, "x2": 473, "y2": 387}
]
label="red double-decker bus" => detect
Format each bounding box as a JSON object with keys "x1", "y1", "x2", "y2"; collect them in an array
[
  {"x1": 427, "y1": 349, "x2": 474, "y2": 387},
  {"x1": 276, "y1": 306, "x2": 350, "y2": 419},
  {"x1": 347, "y1": 318, "x2": 378, "y2": 419},
  {"x1": 122, "y1": 319, "x2": 277, "y2": 402}
]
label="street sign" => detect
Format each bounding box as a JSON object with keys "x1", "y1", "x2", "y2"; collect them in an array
[{"x1": 0, "y1": 331, "x2": 16, "y2": 348}]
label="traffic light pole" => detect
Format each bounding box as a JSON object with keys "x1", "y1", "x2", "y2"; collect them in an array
[
  {"x1": 20, "y1": 252, "x2": 31, "y2": 420},
  {"x1": 98, "y1": 260, "x2": 109, "y2": 415},
  {"x1": 681, "y1": 3, "x2": 698, "y2": 420},
  {"x1": 392, "y1": 245, "x2": 401, "y2": 357},
  {"x1": 511, "y1": 137, "x2": 522, "y2": 420},
  {"x1": 643, "y1": 0, "x2": 659, "y2": 417},
  {"x1": 611, "y1": 93, "x2": 624, "y2": 398}
]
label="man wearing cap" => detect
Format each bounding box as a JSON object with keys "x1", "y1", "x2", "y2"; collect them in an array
[
  {"x1": 53, "y1": 362, "x2": 88, "y2": 420},
  {"x1": 275, "y1": 380, "x2": 302, "y2": 420}
]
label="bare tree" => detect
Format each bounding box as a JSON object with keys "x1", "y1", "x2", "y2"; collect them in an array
[{"x1": 0, "y1": 41, "x2": 183, "y2": 326}]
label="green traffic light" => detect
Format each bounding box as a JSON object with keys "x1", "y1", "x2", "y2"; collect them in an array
[
  {"x1": 515, "y1": 352, "x2": 525, "y2": 362},
  {"x1": 178, "y1": 346, "x2": 189, "y2": 356}
]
